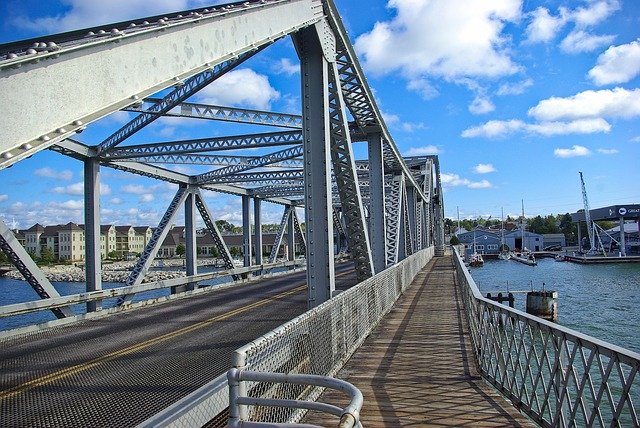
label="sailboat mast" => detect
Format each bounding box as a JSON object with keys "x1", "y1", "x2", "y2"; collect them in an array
[{"x1": 521, "y1": 199, "x2": 525, "y2": 250}]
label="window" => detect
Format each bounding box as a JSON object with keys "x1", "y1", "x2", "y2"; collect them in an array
[{"x1": 475, "y1": 245, "x2": 484, "y2": 250}]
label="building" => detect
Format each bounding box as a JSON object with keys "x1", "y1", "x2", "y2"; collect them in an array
[
  {"x1": 505, "y1": 230, "x2": 544, "y2": 252},
  {"x1": 571, "y1": 204, "x2": 640, "y2": 255},
  {"x1": 456, "y1": 229, "x2": 502, "y2": 257},
  {"x1": 542, "y1": 233, "x2": 566, "y2": 249}
]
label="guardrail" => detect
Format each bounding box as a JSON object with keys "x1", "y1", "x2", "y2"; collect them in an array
[
  {"x1": 452, "y1": 248, "x2": 640, "y2": 427},
  {"x1": 0, "y1": 260, "x2": 304, "y2": 337},
  {"x1": 139, "y1": 246, "x2": 434, "y2": 427},
  {"x1": 227, "y1": 369, "x2": 363, "y2": 428}
]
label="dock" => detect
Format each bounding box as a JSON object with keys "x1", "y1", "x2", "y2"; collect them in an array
[
  {"x1": 303, "y1": 255, "x2": 534, "y2": 426},
  {"x1": 564, "y1": 254, "x2": 640, "y2": 264}
]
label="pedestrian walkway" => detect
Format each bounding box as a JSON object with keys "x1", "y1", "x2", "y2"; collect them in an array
[{"x1": 304, "y1": 255, "x2": 536, "y2": 426}]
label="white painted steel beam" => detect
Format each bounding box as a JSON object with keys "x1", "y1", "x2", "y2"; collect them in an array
[
  {"x1": 0, "y1": 220, "x2": 73, "y2": 318},
  {"x1": 84, "y1": 159, "x2": 102, "y2": 312},
  {"x1": 0, "y1": 0, "x2": 323, "y2": 169},
  {"x1": 296, "y1": 24, "x2": 335, "y2": 308}
]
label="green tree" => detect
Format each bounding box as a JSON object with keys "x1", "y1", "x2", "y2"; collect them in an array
[
  {"x1": 0, "y1": 250, "x2": 8, "y2": 264},
  {"x1": 107, "y1": 250, "x2": 119, "y2": 260},
  {"x1": 449, "y1": 235, "x2": 460, "y2": 245},
  {"x1": 229, "y1": 246, "x2": 241, "y2": 257},
  {"x1": 40, "y1": 247, "x2": 56, "y2": 265},
  {"x1": 175, "y1": 243, "x2": 186, "y2": 257}
]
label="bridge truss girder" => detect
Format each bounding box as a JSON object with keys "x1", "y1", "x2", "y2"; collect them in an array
[{"x1": 0, "y1": 0, "x2": 444, "y2": 316}]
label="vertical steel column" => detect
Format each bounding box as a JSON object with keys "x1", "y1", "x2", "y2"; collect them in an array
[
  {"x1": 183, "y1": 188, "x2": 197, "y2": 292},
  {"x1": 84, "y1": 158, "x2": 102, "y2": 312},
  {"x1": 433, "y1": 158, "x2": 445, "y2": 256},
  {"x1": 406, "y1": 186, "x2": 417, "y2": 254},
  {"x1": 295, "y1": 24, "x2": 335, "y2": 308},
  {"x1": 254, "y1": 198, "x2": 263, "y2": 265},
  {"x1": 242, "y1": 195, "x2": 252, "y2": 267},
  {"x1": 287, "y1": 208, "x2": 296, "y2": 261},
  {"x1": 368, "y1": 133, "x2": 386, "y2": 273}
]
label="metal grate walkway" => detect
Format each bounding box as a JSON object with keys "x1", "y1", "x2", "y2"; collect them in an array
[{"x1": 304, "y1": 255, "x2": 536, "y2": 426}]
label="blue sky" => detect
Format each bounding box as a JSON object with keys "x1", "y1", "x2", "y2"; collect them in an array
[{"x1": 0, "y1": 0, "x2": 638, "y2": 230}]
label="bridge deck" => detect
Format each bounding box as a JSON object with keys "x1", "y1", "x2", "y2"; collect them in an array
[{"x1": 304, "y1": 255, "x2": 535, "y2": 427}]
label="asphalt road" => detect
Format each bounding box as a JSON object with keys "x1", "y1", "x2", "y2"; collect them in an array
[{"x1": 0, "y1": 263, "x2": 358, "y2": 427}]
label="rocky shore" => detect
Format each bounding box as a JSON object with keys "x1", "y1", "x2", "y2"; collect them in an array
[{"x1": 4, "y1": 259, "x2": 221, "y2": 283}]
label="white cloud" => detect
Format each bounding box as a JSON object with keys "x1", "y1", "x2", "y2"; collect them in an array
[
  {"x1": 58, "y1": 200, "x2": 85, "y2": 210},
  {"x1": 274, "y1": 58, "x2": 299, "y2": 76},
  {"x1": 406, "y1": 78, "x2": 439, "y2": 100},
  {"x1": 469, "y1": 95, "x2": 495, "y2": 115},
  {"x1": 462, "y1": 118, "x2": 611, "y2": 138},
  {"x1": 588, "y1": 39, "x2": 640, "y2": 85},
  {"x1": 0, "y1": 195, "x2": 8, "y2": 202},
  {"x1": 122, "y1": 184, "x2": 148, "y2": 195},
  {"x1": 140, "y1": 194, "x2": 155, "y2": 203},
  {"x1": 528, "y1": 88, "x2": 640, "y2": 121},
  {"x1": 570, "y1": 0, "x2": 620, "y2": 28},
  {"x1": 401, "y1": 122, "x2": 426, "y2": 132},
  {"x1": 631, "y1": 136, "x2": 640, "y2": 143},
  {"x1": 497, "y1": 79, "x2": 533, "y2": 95},
  {"x1": 35, "y1": 168, "x2": 73, "y2": 181},
  {"x1": 52, "y1": 182, "x2": 111, "y2": 196},
  {"x1": 473, "y1": 164, "x2": 496, "y2": 174},
  {"x1": 354, "y1": 0, "x2": 521, "y2": 81},
  {"x1": 110, "y1": 198, "x2": 123, "y2": 204},
  {"x1": 441, "y1": 173, "x2": 492, "y2": 189},
  {"x1": 12, "y1": 0, "x2": 195, "y2": 33},
  {"x1": 560, "y1": 30, "x2": 615, "y2": 53},
  {"x1": 404, "y1": 145, "x2": 441, "y2": 156},
  {"x1": 525, "y1": 7, "x2": 566, "y2": 43},
  {"x1": 197, "y1": 68, "x2": 280, "y2": 110},
  {"x1": 597, "y1": 148, "x2": 618, "y2": 154},
  {"x1": 554, "y1": 145, "x2": 591, "y2": 158}
]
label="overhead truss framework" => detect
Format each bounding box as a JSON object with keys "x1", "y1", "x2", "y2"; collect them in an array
[{"x1": 0, "y1": 0, "x2": 443, "y2": 309}]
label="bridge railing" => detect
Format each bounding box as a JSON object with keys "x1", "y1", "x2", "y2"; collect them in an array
[
  {"x1": 140, "y1": 247, "x2": 434, "y2": 427},
  {"x1": 452, "y1": 248, "x2": 640, "y2": 427},
  {"x1": 0, "y1": 260, "x2": 304, "y2": 338},
  {"x1": 229, "y1": 246, "x2": 434, "y2": 425}
]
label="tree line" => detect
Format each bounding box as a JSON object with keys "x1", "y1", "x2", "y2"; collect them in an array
[{"x1": 445, "y1": 213, "x2": 615, "y2": 245}]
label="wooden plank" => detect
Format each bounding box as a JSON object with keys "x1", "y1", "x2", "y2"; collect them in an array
[{"x1": 304, "y1": 255, "x2": 536, "y2": 427}]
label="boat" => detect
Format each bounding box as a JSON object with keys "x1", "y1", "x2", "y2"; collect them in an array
[
  {"x1": 498, "y1": 207, "x2": 510, "y2": 260},
  {"x1": 469, "y1": 253, "x2": 484, "y2": 267},
  {"x1": 468, "y1": 228, "x2": 484, "y2": 267},
  {"x1": 554, "y1": 254, "x2": 566, "y2": 262},
  {"x1": 511, "y1": 251, "x2": 537, "y2": 266}
]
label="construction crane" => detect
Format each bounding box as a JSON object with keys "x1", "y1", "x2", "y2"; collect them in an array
[{"x1": 579, "y1": 172, "x2": 607, "y2": 255}]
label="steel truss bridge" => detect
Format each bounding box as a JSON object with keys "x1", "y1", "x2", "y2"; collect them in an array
[{"x1": 0, "y1": 0, "x2": 444, "y2": 321}]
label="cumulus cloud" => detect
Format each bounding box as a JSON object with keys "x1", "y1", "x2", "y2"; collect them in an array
[
  {"x1": 462, "y1": 118, "x2": 611, "y2": 138},
  {"x1": 110, "y1": 198, "x2": 123, "y2": 204},
  {"x1": 469, "y1": 95, "x2": 495, "y2": 115},
  {"x1": 274, "y1": 58, "x2": 299, "y2": 76},
  {"x1": 497, "y1": 79, "x2": 533, "y2": 96},
  {"x1": 355, "y1": 0, "x2": 521, "y2": 81},
  {"x1": 35, "y1": 168, "x2": 73, "y2": 181},
  {"x1": 554, "y1": 145, "x2": 591, "y2": 158},
  {"x1": 524, "y1": 1, "x2": 619, "y2": 46},
  {"x1": 12, "y1": 0, "x2": 195, "y2": 33},
  {"x1": 406, "y1": 78, "x2": 439, "y2": 100},
  {"x1": 473, "y1": 164, "x2": 496, "y2": 174},
  {"x1": 525, "y1": 7, "x2": 567, "y2": 43},
  {"x1": 403, "y1": 145, "x2": 441, "y2": 156},
  {"x1": 197, "y1": 68, "x2": 280, "y2": 110},
  {"x1": 441, "y1": 173, "x2": 492, "y2": 189},
  {"x1": 588, "y1": 40, "x2": 640, "y2": 85},
  {"x1": 52, "y1": 182, "x2": 111, "y2": 196},
  {"x1": 560, "y1": 30, "x2": 615, "y2": 53},
  {"x1": 140, "y1": 194, "x2": 155, "y2": 203},
  {"x1": 0, "y1": 195, "x2": 8, "y2": 202},
  {"x1": 528, "y1": 88, "x2": 640, "y2": 121}
]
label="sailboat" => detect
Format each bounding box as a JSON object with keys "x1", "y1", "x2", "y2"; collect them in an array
[
  {"x1": 510, "y1": 200, "x2": 537, "y2": 266},
  {"x1": 498, "y1": 207, "x2": 511, "y2": 260},
  {"x1": 469, "y1": 228, "x2": 484, "y2": 267}
]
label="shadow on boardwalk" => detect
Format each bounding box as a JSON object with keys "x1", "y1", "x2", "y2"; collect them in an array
[{"x1": 304, "y1": 255, "x2": 536, "y2": 427}]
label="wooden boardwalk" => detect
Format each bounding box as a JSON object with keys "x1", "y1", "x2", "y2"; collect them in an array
[{"x1": 304, "y1": 255, "x2": 536, "y2": 427}]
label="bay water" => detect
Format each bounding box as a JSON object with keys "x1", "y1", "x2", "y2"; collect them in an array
[{"x1": 470, "y1": 257, "x2": 640, "y2": 354}]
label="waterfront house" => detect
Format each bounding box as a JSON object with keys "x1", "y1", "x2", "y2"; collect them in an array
[{"x1": 456, "y1": 229, "x2": 502, "y2": 257}]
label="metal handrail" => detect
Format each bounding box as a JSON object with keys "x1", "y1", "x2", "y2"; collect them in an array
[
  {"x1": 452, "y1": 248, "x2": 640, "y2": 427},
  {"x1": 228, "y1": 369, "x2": 363, "y2": 428}
]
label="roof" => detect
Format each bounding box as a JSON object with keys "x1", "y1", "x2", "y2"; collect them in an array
[{"x1": 572, "y1": 204, "x2": 640, "y2": 222}]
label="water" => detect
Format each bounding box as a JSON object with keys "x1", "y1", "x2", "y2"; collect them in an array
[
  {"x1": 0, "y1": 265, "x2": 238, "y2": 332},
  {"x1": 470, "y1": 257, "x2": 640, "y2": 354}
]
